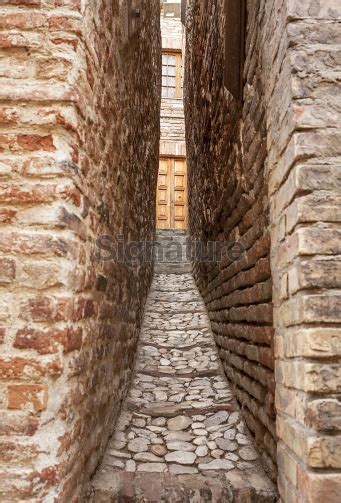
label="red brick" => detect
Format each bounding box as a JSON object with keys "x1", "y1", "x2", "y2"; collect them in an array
[
  {"x1": 8, "y1": 384, "x2": 48, "y2": 412},
  {"x1": 0, "y1": 441, "x2": 38, "y2": 465},
  {"x1": 0, "y1": 13, "x2": 46, "y2": 30},
  {"x1": 2, "y1": 0, "x2": 41, "y2": 5},
  {"x1": 0, "y1": 0, "x2": 163, "y2": 500},
  {"x1": 14, "y1": 327, "x2": 82, "y2": 354},
  {"x1": 55, "y1": 0, "x2": 81, "y2": 10},
  {"x1": 19, "y1": 295, "x2": 73, "y2": 322},
  {"x1": 0, "y1": 208, "x2": 16, "y2": 223},
  {"x1": 0, "y1": 183, "x2": 80, "y2": 205},
  {"x1": 0, "y1": 411, "x2": 39, "y2": 436},
  {"x1": 48, "y1": 16, "x2": 82, "y2": 33},
  {"x1": 52, "y1": 36, "x2": 79, "y2": 50},
  {"x1": 72, "y1": 298, "x2": 97, "y2": 321},
  {"x1": 0, "y1": 134, "x2": 55, "y2": 152},
  {"x1": 0, "y1": 356, "x2": 62, "y2": 380},
  {"x1": 0, "y1": 107, "x2": 18, "y2": 124}
]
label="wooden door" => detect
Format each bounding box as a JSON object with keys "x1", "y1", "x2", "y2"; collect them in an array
[{"x1": 156, "y1": 158, "x2": 187, "y2": 229}]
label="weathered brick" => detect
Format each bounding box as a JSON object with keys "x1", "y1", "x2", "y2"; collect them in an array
[
  {"x1": 282, "y1": 327, "x2": 341, "y2": 358},
  {"x1": 8, "y1": 384, "x2": 48, "y2": 412},
  {"x1": 0, "y1": 134, "x2": 55, "y2": 152},
  {"x1": 269, "y1": 132, "x2": 341, "y2": 195},
  {"x1": 185, "y1": 0, "x2": 276, "y2": 471},
  {"x1": 277, "y1": 442, "x2": 298, "y2": 488},
  {"x1": 305, "y1": 399, "x2": 341, "y2": 432},
  {"x1": 0, "y1": 182, "x2": 80, "y2": 205},
  {"x1": 276, "y1": 361, "x2": 341, "y2": 393},
  {"x1": 286, "y1": 193, "x2": 341, "y2": 232},
  {"x1": 297, "y1": 466, "x2": 341, "y2": 503},
  {"x1": 1, "y1": 0, "x2": 41, "y2": 5},
  {"x1": 19, "y1": 295, "x2": 73, "y2": 322},
  {"x1": 307, "y1": 436, "x2": 341, "y2": 469},
  {"x1": 288, "y1": 258, "x2": 341, "y2": 293},
  {"x1": 287, "y1": 0, "x2": 341, "y2": 20},
  {"x1": 0, "y1": 441, "x2": 38, "y2": 465},
  {"x1": 279, "y1": 294, "x2": 341, "y2": 326},
  {"x1": 14, "y1": 327, "x2": 82, "y2": 354},
  {"x1": 0, "y1": 356, "x2": 63, "y2": 380},
  {"x1": 0, "y1": 230, "x2": 81, "y2": 258},
  {"x1": 0, "y1": 411, "x2": 39, "y2": 436},
  {"x1": 0, "y1": 258, "x2": 16, "y2": 284}
]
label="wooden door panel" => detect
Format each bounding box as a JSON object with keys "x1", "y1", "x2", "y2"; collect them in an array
[
  {"x1": 174, "y1": 176, "x2": 185, "y2": 189},
  {"x1": 158, "y1": 189, "x2": 168, "y2": 203},
  {"x1": 174, "y1": 159, "x2": 186, "y2": 172},
  {"x1": 174, "y1": 190, "x2": 186, "y2": 206},
  {"x1": 158, "y1": 174, "x2": 168, "y2": 187},
  {"x1": 174, "y1": 205, "x2": 185, "y2": 217},
  {"x1": 156, "y1": 159, "x2": 171, "y2": 229},
  {"x1": 159, "y1": 159, "x2": 168, "y2": 171},
  {"x1": 156, "y1": 157, "x2": 187, "y2": 229},
  {"x1": 172, "y1": 158, "x2": 187, "y2": 229}
]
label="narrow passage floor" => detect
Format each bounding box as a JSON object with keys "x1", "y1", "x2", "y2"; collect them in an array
[{"x1": 90, "y1": 239, "x2": 275, "y2": 501}]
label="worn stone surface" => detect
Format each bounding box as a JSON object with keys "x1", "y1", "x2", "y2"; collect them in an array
[
  {"x1": 90, "y1": 470, "x2": 276, "y2": 503},
  {"x1": 90, "y1": 231, "x2": 276, "y2": 501},
  {"x1": 0, "y1": 1, "x2": 161, "y2": 501}
]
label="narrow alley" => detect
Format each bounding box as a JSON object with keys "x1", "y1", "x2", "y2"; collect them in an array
[
  {"x1": 90, "y1": 231, "x2": 275, "y2": 501},
  {"x1": 0, "y1": 0, "x2": 339, "y2": 501}
]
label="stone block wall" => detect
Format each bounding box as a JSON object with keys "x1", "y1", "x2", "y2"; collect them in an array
[
  {"x1": 184, "y1": 0, "x2": 276, "y2": 479},
  {"x1": 160, "y1": 11, "x2": 186, "y2": 158},
  {"x1": 265, "y1": 1, "x2": 341, "y2": 501},
  {"x1": 184, "y1": 0, "x2": 341, "y2": 498},
  {"x1": 160, "y1": 98, "x2": 185, "y2": 142},
  {"x1": 0, "y1": 0, "x2": 160, "y2": 501},
  {"x1": 161, "y1": 14, "x2": 182, "y2": 51}
]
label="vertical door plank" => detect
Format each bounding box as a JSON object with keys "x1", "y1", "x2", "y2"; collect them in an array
[{"x1": 156, "y1": 158, "x2": 171, "y2": 228}]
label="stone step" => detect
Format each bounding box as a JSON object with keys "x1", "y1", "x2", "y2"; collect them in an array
[
  {"x1": 154, "y1": 263, "x2": 192, "y2": 274},
  {"x1": 154, "y1": 230, "x2": 191, "y2": 273},
  {"x1": 89, "y1": 470, "x2": 276, "y2": 502},
  {"x1": 145, "y1": 302, "x2": 206, "y2": 313}
]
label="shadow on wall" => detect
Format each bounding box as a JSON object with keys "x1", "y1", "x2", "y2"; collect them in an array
[{"x1": 184, "y1": 0, "x2": 277, "y2": 481}]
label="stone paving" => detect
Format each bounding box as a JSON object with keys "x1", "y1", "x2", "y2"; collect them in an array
[{"x1": 92, "y1": 272, "x2": 275, "y2": 491}]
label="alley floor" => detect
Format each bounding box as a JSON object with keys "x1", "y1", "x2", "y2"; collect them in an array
[{"x1": 90, "y1": 232, "x2": 275, "y2": 501}]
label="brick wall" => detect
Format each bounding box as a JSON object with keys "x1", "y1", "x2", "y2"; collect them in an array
[
  {"x1": 0, "y1": 0, "x2": 160, "y2": 500},
  {"x1": 184, "y1": 0, "x2": 276, "y2": 479},
  {"x1": 265, "y1": 1, "x2": 341, "y2": 501},
  {"x1": 185, "y1": 0, "x2": 341, "y2": 499}
]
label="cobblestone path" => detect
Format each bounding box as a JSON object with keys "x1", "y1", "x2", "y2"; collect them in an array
[{"x1": 90, "y1": 245, "x2": 276, "y2": 500}]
